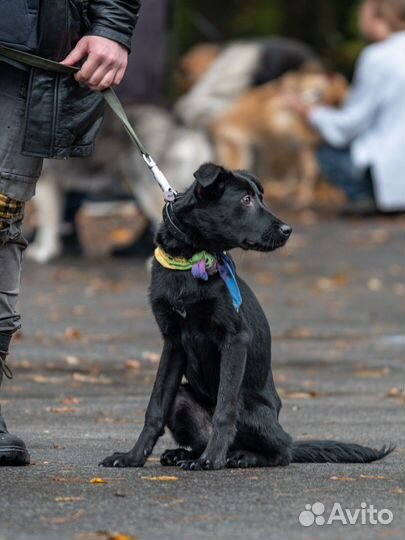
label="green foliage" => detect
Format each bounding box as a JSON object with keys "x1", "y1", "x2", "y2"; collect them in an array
[{"x1": 172, "y1": 0, "x2": 366, "y2": 77}]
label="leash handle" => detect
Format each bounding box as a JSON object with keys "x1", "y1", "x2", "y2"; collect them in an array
[{"x1": 0, "y1": 42, "x2": 178, "y2": 202}]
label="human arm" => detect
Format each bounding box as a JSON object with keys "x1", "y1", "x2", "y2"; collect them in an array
[
  {"x1": 307, "y1": 49, "x2": 383, "y2": 147},
  {"x1": 286, "y1": 48, "x2": 384, "y2": 148},
  {"x1": 61, "y1": 0, "x2": 141, "y2": 91}
]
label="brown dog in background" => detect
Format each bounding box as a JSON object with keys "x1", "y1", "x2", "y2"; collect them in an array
[{"x1": 210, "y1": 70, "x2": 348, "y2": 207}]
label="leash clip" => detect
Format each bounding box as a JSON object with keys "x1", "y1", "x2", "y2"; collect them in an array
[{"x1": 142, "y1": 154, "x2": 177, "y2": 202}]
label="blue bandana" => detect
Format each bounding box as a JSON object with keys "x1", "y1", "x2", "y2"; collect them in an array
[{"x1": 191, "y1": 252, "x2": 242, "y2": 312}]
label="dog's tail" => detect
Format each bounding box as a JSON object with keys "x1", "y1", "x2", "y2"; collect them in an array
[{"x1": 291, "y1": 440, "x2": 394, "y2": 463}]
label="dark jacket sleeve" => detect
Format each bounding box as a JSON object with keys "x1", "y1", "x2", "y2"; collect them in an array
[{"x1": 86, "y1": 0, "x2": 141, "y2": 50}]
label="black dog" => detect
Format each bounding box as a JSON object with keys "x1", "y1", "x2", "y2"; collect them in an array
[{"x1": 101, "y1": 163, "x2": 392, "y2": 470}]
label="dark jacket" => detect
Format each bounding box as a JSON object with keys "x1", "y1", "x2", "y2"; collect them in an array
[{"x1": 0, "y1": 0, "x2": 140, "y2": 159}]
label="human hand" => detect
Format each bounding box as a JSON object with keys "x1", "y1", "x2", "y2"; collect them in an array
[{"x1": 61, "y1": 36, "x2": 128, "y2": 92}]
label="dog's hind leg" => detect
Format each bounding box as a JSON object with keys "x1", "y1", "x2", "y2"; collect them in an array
[
  {"x1": 161, "y1": 384, "x2": 212, "y2": 466},
  {"x1": 228, "y1": 402, "x2": 293, "y2": 468}
]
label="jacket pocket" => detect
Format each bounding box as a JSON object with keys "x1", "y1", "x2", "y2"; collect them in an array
[{"x1": 0, "y1": 1, "x2": 33, "y2": 48}]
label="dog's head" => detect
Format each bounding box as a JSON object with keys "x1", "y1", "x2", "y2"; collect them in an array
[
  {"x1": 169, "y1": 163, "x2": 292, "y2": 253},
  {"x1": 282, "y1": 71, "x2": 348, "y2": 107}
]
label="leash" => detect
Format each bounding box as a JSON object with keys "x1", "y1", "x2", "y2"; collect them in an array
[{"x1": 0, "y1": 43, "x2": 177, "y2": 202}]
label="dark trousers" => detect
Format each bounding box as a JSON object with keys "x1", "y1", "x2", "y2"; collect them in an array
[{"x1": 316, "y1": 145, "x2": 374, "y2": 202}]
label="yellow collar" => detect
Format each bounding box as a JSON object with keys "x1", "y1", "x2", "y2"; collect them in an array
[{"x1": 154, "y1": 246, "x2": 216, "y2": 271}]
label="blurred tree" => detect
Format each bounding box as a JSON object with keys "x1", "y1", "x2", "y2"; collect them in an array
[{"x1": 172, "y1": 0, "x2": 364, "y2": 77}]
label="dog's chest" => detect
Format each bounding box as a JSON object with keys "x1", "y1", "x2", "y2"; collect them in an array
[{"x1": 180, "y1": 319, "x2": 221, "y2": 399}]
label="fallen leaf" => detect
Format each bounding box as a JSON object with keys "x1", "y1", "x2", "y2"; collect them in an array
[
  {"x1": 65, "y1": 355, "x2": 80, "y2": 366},
  {"x1": 52, "y1": 444, "x2": 66, "y2": 450},
  {"x1": 284, "y1": 327, "x2": 313, "y2": 339},
  {"x1": 125, "y1": 359, "x2": 142, "y2": 370},
  {"x1": 160, "y1": 498, "x2": 185, "y2": 507},
  {"x1": 391, "y1": 487, "x2": 404, "y2": 494},
  {"x1": 52, "y1": 476, "x2": 83, "y2": 484},
  {"x1": 29, "y1": 374, "x2": 62, "y2": 384},
  {"x1": 387, "y1": 387, "x2": 405, "y2": 399},
  {"x1": 41, "y1": 509, "x2": 85, "y2": 524},
  {"x1": 75, "y1": 533, "x2": 137, "y2": 540},
  {"x1": 278, "y1": 389, "x2": 320, "y2": 399},
  {"x1": 46, "y1": 406, "x2": 78, "y2": 414},
  {"x1": 54, "y1": 496, "x2": 84, "y2": 503},
  {"x1": 90, "y1": 477, "x2": 109, "y2": 484},
  {"x1": 142, "y1": 351, "x2": 160, "y2": 363},
  {"x1": 367, "y1": 278, "x2": 383, "y2": 291},
  {"x1": 60, "y1": 396, "x2": 80, "y2": 405},
  {"x1": 355, "y1": 367, "x2": 390, "y2": 379},
  {"x1": 141, "y1": 476, "x2": 179, "y2": 482},
  {"x1": 64, "y1": 327, "x2": 82, "y2": 341},
  {"x1": 73, "y1": 373, "x2": 111, "y2": 385},
  {"x1": 316, "y1": 273, "x2": 348, "y2": 292},
  {"x1": 359, "y1": 474, "x2": 389, "y2": 480}
]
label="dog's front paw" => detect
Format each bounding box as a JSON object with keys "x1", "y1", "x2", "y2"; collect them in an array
[
  {"x1": 178, "y1": 457, "x2": 225, "y2": 471},
  {"x1": 160, "y1": 448, "x2": 196, "y2": 466},
  {"x1": 100, "y1": 451, "x2": 145, "y2": 468},
  {"x1": 226, "y1": 451, "x2": 258, "y2": 468}
]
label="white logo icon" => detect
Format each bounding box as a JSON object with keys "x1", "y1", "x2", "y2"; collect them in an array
[
  {"x1": 299, "y1": 502, "x2": 325, "y2": 527},
  {"x1": 298, "y1": 501, "x2": 393, "y2": 527}
]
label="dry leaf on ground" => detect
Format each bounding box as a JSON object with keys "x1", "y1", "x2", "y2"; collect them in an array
[
  {"x1": 125, "y1": 359, "x2": 142, "y2": 370},
  {"x1": 142, "y1": 351, "x2": 160, "y2": 363},
  {"x1": 75, "y1": 533, "x2": 137, "y2": 540},
  {"x1": 141, "y1": 476, "x2": 179, "y2": 482},
  {"x1": 64, "y1": 327, "x2": 82, "y2": 341},
  {"x1": 355, "y1": 367, "x2": 390, "y2": 379},
  {"x1": 90, "y1": 477, "x2": 109, "y2": 484},
  {"x1": 41, "y1": 509, "x2": 85, "y2": 524},
  {"x1": 54, "y1": 496, "x2": 84, "y2": 503},
  {"x1": 46, "y1": 406, "x2": 78, "y2": 414},
  {"x1": 359, "y1": 474, "x2": 389, "y2": 480},
  {"x1": 72, "y1": 373, "x2": 111, "y2": 385}
]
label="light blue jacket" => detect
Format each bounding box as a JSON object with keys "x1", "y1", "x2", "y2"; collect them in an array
[{"x1": 310, "y1": 32, "x2": 405, "y2": 211}]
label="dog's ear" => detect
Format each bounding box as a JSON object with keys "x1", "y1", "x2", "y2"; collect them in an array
[
  {"x1": 194, "y1": 163, "x2": 227, "y2": 199},
  {"x1": 194, "y1": 163, "x2": 224, "y2": 187}
]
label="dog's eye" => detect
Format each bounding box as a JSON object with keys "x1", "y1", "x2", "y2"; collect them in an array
[{"x1": 241, "y1": 194, "x2": 253, "y2": 207}]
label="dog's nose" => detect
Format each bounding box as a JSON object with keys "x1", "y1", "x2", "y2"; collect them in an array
[{"x1": 279, "y1": 223, "x2": 292, "y2": 238}]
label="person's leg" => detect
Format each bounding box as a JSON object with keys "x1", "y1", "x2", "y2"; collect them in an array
[
  {"x1": 316, "y1": 145, "x2": 374, "y2": 202},
  {"x1": 0, "y1": 63, "x2": 43, "y2": 465},
  {"x1": 0, "y1": 205, "x2": 31, "y2": 465}
]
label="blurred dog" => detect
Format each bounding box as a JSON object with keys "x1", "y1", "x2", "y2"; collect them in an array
[{"x1": 210, "y1": 71, "x2": 348, "y2": 207}]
